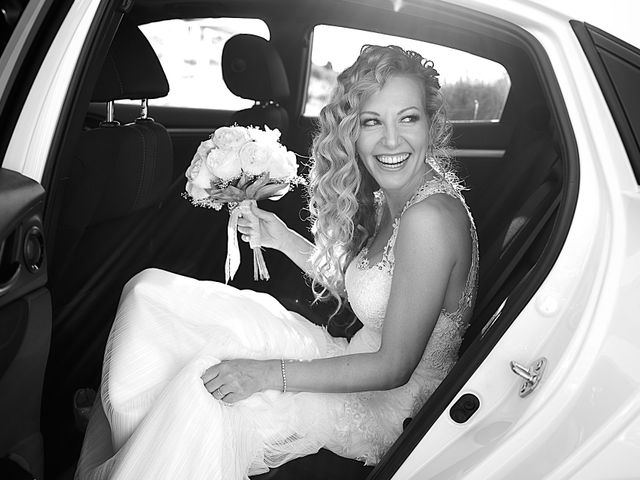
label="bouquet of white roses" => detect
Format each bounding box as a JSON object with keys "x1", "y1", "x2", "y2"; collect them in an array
[{"x1": 184, "y1": 125, "x2": 303, "y2": 283}]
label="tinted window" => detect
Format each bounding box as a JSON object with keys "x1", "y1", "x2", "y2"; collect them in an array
[
  {"x1": 135, "y1": 18, "x2": 270, "y2": 110},
  {"x1": 306, "y1": 24, "x2": 510, "y2": 122}
]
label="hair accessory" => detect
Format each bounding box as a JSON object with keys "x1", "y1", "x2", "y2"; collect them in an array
[
  {"x1": 423, "y1": 59, "x2": 441, "y2": 90},
  {"x1": 280, "y1": 359, "x2": 287, "y2": 393}
]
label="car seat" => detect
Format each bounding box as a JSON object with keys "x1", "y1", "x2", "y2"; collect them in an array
[
  {"x1": 460, "y1": 104, "x2": 562, "y2": 354},
  {"x1": 45, "y1": 19, "x2": 173, "y2": 471}
]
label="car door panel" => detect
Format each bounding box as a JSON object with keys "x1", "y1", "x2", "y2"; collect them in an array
[{"x1": 0, "y1": 167, "x2": 50, "y2": 479}]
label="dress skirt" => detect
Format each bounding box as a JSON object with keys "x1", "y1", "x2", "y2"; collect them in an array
[{"x1": 74, "y1": 268, "x2": 383, "y2": 480}]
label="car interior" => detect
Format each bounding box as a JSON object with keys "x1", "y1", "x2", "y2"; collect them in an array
[{"x1": 1, "y1": 0, "x2": 579, "y2": 478}]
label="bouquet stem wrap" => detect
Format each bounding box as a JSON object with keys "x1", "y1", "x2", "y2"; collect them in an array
[{"x1": 226, "y1": 200, "x2": 269, "y2": 283}]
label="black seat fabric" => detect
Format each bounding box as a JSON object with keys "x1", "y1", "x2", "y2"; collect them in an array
[
  {"x1": 222, "y1": 34, "x2": 290, "y2": 134},
  {"x1": 51, "y1": 19, "x2": 172, "y2": 325},
  {"x1": 460, "y1": 105, "x2": 562, "y2": 353},
  {"x1": 45, "y1": 20, "x2": 173, "y2": 472}
]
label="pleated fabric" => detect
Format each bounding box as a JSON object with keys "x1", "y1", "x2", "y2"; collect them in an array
[{"x1": 76, "y1": 268, "x2": 349, "y2": 480}]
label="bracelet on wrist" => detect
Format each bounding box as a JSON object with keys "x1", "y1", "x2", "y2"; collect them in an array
[{"x1": 280, "y1": 359, "x2": 287, "y2": 393}]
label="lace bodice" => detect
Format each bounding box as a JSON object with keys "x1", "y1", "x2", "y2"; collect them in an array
[
  {"x1": 345, "y1": 175, "x2": 478, "y2": 331},
  {"x1": 337, "y1": 174, "x2": 479, "y2": 465}
]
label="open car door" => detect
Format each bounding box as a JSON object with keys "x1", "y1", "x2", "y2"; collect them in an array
[
  {"x1": 0, "y1": 169, "x2": 50, "y2": 479},
  {"x1": 0, "y1": 1, "x2": 56, "y2": 477}
]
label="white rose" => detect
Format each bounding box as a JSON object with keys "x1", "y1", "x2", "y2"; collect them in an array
[
  {"x1": 239, "y1": 141, "x2": 272, "y2": 176},
  {"x1": 185, "y1": 153, "x2": 214, "y2": 189},
  {"x1": 185, "y1": 181, "x2": 209, "y2": 200},
  {"x1": 268, "y1": 149, "x2": 297, "y2": 179},
  {"x1": 247, "y1": 126, "x2": 281, "y2": 144},
  {"x1": 211, "y1": 126, "x2": 251, "y2": 149},
  {"x1": 206, "y1": 148, "x2": 242, "y2": 180},
  {"x1": 196, "y1": 139, "x2": 215, "y2": 158}
]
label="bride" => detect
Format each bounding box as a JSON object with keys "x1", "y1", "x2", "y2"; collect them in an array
[{"x1": 76, "y1": 44, "x2": 478, "y2": 479}]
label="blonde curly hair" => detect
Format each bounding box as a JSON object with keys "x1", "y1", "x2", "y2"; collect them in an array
[{"x1": 308, "y1": 44, "x2": 453, "y2": 314}]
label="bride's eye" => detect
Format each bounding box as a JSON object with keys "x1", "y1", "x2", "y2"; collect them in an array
[
  {"x1": 361, "y1": 118, "x2": 379, "y2": 127},
  {"x1": 400, "y1": 114, "x2": 420, "y2": 124}
]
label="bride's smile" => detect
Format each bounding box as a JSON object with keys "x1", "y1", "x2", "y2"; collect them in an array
[{"x1": 374, "y1": 152, "x2": 410, "y2": 169}]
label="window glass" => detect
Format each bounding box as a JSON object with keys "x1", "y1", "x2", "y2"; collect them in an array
[
  {"x1": 306, "y1": 25, "x2": 510, "y2": 122},
  {"x1": 133, "y1": 18, "x2": 269, "y2": 110}
]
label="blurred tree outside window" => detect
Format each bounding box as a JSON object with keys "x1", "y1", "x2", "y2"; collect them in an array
[
  {"x1": 306, "y1": 25, "x2": 510, "y2": 122},
  {"x1": 122, "y1": 18, "x2": 270, "y2": 110}
]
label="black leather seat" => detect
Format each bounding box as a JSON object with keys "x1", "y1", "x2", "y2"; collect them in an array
[
  {"x1": 45, "y1": 20, "x2": 173, "y2": 469},
  {"x1": 222, "y1": 34, "x2": 290, "y2": 136}
]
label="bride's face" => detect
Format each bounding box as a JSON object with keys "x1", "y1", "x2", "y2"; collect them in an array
[{"x1": 355, "y1": 74, "x2": 431, "y2": 196}]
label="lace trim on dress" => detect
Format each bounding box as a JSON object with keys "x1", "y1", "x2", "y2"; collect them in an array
[
  {"x1": 356, "y1": 174, "x2": 477, "y2": 297},
  {"x1": 336, "y1": 393, "x2": 395, "y2": 465},
  {"x1": 339, "y1": 173, "x2": 479, "y2": 464},
  {"x1": 355, "y1": 192, "x2": 393, "y2": 273}
]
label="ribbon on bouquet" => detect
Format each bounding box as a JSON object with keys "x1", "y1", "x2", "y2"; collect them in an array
[
  {"x1": 225, "y1": 200, "x2": 270, "y2": 283},
  {"x1": 225, "y1": 206, "x2": 242, "y2": 283}
]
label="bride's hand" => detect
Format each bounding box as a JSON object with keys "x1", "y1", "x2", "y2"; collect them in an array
[
  {"x1": 236, "y1": 200, "x2": 289, "y2": 251},
  {"x1": 202, "y1": 359, "x2": 276, "y2": 403}
]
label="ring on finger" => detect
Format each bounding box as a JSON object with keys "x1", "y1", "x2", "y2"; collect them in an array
[{"x1": 214, "y1": 387, "x2": 224, "y2": 398}]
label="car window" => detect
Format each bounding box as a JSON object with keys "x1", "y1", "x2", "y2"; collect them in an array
[
  {"x1": 573, "y1": 22, "x2": 640, "y2": 184},
  {"x1": 306, "y1": 24, "x2": 511, "y2": 122},
  {"x1": 131, "y1": 18, "x2": 270, "y2": 110}
]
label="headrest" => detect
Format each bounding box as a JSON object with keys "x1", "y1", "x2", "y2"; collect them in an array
[
  {"x1": 222, "y1": 34, "x2": 290, "y2": 102},
  {"x1": 92, "y1": 20, "x2": 169, "y2": 102}
]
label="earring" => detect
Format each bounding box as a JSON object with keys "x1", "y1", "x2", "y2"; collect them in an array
[
  {"x1": 425, "y1": 154, "x2": 437, "y2": 169},
  {"x1": 425, "y1": 154, "x2": 442, "y2": 177}
]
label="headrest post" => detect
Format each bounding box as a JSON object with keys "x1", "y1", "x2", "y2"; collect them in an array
[
  {"x1": 107, "y1": 100, "x2": 114, "y2": 122},
  {"x1": 100, "y1": 101, "x2": 120, "y2": 127},
  {"x1": 139, "y1": 98, "x2": 148, "y2": 120}
]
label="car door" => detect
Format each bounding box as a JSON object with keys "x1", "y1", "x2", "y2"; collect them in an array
[
  {"x1": 0, "y1": 0, "x2": 120, "y2": 477},
  {"x1": 0, "y1": 2, "x2": 54, "y2": 478},
  {"x1": 0, "y1": 1, "x2": 62, "y2": 477}
]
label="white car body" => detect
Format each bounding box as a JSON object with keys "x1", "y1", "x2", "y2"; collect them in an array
[
  {"x1": 1, "y1": 1, "x2": 639, "y2": 479},
  {"x1": 395, "y1": 2, "x2": 640, "y2": 479}
]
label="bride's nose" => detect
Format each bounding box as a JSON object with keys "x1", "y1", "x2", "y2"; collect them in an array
[{"x1": 381, "y1": 123, "x2": 400, "y2": 148}]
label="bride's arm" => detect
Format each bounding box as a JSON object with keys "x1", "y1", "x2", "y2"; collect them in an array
[
  {"x1": 237, "y1": 201, "x2": 314, "y2": 274},
  {"x1": 275, "y1": 200, "x2": 463, "y2": 393},
  {"x1": 205, "y1": 199, "x2": 468, "y2": 401}
]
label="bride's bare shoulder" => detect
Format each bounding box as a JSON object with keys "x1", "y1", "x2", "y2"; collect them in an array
[{"x1": 400, "y1": 193, "x2": 471, "y2": 246}]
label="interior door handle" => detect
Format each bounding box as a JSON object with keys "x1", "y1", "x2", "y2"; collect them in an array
[{"x1": 0, "y1": 263, "x2": 22, "y2": 296}]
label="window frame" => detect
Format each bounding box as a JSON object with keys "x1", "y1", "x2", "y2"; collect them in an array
[{"x1": 572, "y1": 21, "x2": 640, "y2": 184}]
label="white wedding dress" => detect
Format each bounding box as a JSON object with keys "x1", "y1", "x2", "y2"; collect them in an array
[{"x1": 75, "y1": 175, "x2": 478, "y2": 480}]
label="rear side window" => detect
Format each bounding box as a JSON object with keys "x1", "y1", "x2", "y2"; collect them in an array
[
  {"x1": 135, "y1": 18, "x2": 270, "y2": 110},
  {"x1": 573, "y1": 22, "x2": 640, "y2": 183},
  {"x1": 306, "y1": 24, "x2": 511, "y2": 122}
]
